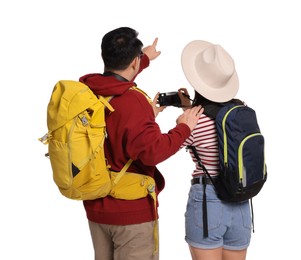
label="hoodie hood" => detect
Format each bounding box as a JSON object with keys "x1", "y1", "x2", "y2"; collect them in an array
[
  {"x1": 79, "y1": 54, "x2": 150, "y2": 96},
  {"x1": 79, "y1": 73, "x2": 135, "y2": 97}
]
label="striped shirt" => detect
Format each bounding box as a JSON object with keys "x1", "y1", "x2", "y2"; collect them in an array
[{"x1": 181, "y1": 114, "x2": 220, "y2": 177}]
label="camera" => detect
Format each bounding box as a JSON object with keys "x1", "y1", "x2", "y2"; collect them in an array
[{"x1": 158, "y1": 92, "x2": 182, "y2": 107}]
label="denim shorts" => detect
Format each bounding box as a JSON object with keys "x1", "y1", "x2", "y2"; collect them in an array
[{"x1": 185, "y1": 183, "x2": 252, "y2": 250}]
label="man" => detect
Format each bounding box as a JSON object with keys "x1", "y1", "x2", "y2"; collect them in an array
[{"x1": 79, "y1": 27, "x2": 202, "y2": 260}]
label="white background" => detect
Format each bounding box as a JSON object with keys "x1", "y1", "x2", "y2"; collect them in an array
[{"x1": 1, "y1": 0, "x2": 300, "y2": 259}]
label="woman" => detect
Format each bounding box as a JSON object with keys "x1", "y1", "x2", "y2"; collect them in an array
[{"x1": 179, "y1": 40, "x2": 252, "y2": 260}]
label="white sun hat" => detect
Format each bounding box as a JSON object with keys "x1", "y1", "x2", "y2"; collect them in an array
[{"x1": 181, "y1": 40, "x2": 239, "y2": 102}]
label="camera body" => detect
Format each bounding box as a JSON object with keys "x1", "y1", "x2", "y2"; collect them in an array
[{"x1": 158, "y1": 92, "x2": 182, "y2": 107}]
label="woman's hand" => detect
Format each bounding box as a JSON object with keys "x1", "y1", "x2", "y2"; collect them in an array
[{"x1": 178, "y1": 88, "x2": 192, "y2": 110}]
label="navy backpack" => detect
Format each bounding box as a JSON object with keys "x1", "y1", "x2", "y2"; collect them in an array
[{"x1": 188, "y1": 100, "x2": 267, "y2": 237}]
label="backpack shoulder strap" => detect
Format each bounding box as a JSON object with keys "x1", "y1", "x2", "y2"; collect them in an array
[
  {"x1": 98, "y1": 95, "x2": 115, "y2": 112},
  {"x1": 203, "y1": 98, "x2": 244, "y2": 119},
  {"x1": 186, "y1": 145, "x2": 212, "y2": 238},
  {"x1": 130, "y1": 86, "x2": 153, "y2": 105}
]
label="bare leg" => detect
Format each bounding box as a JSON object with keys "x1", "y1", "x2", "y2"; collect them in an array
[
  {"x1": 188, "y1": 246, "x2": 247, "y2": 260},
  {"x1": 189, "y1": 245, "x2": 223, "y2": 260},
  {"x1": 222, "y1": 249, "x2": 247, "y2": 260}
]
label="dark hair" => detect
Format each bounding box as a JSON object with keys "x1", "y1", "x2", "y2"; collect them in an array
[
  {"x1": 101, "y1": 27, "x2": 143, "y2": 71},
  {"x1": 192, "y1": 90, "x2": 243, "y2": 118},
  {"x1": 192, "y1": 91, "x2": 215, "y2": 107},
  {"x1": 192, "y1": 91, "x2": 243, "y2": 107}
]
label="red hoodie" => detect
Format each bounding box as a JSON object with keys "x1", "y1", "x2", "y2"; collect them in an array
[{"x1": 79, "y1": 55, "x2": 191, "y2": 225}]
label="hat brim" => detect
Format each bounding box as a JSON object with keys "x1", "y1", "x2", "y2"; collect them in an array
[{"x1": 181, "y1": 40, "x2": 239, "y2": 102}]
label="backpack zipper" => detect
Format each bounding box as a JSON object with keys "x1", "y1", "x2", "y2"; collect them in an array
[
  {"x1": 238, "y1": 133, "x2": 263, "y2": 186},
  {"x1": 222, "y1": 105, "x2": 244, "y2": 166}
]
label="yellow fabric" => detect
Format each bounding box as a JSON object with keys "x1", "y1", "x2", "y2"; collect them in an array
[
  {"x1": 112, "y1": 159, "x2": 133, "y2": 185},
  {"x1": 40, "y1": 80, "x2": 157, "y2": 204},
  {"x1": 110, "y1": 171, "x2": 156, "y2": 200},
  {"x1": 41, "y1": 80, "x2": 114, "y2": 200}
]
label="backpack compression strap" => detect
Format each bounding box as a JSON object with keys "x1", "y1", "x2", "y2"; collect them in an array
[{"x1": 112, "y1": 159, "x2": 133, "y2": 185}]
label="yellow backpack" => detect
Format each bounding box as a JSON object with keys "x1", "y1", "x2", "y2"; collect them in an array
[{"x1": 39, "y1": 80, "x2": 156, "y2": 202}]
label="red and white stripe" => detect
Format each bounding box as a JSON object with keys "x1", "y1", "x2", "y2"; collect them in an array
[{"x1": 181, "y1": 114, "x2": 220, "y2": 177}]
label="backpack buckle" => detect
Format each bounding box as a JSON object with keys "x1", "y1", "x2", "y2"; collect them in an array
[
  {"x1": 79, "y1": 115, "x2": 89, "y2": 126},
  {"x1": 39, "y1": 133, "x2": 50, "y2": 144}
]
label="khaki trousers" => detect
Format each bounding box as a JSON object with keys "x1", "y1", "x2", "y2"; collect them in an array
[{"x1": 88, "y1": 220, "x2": 159, "y2": 260}]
